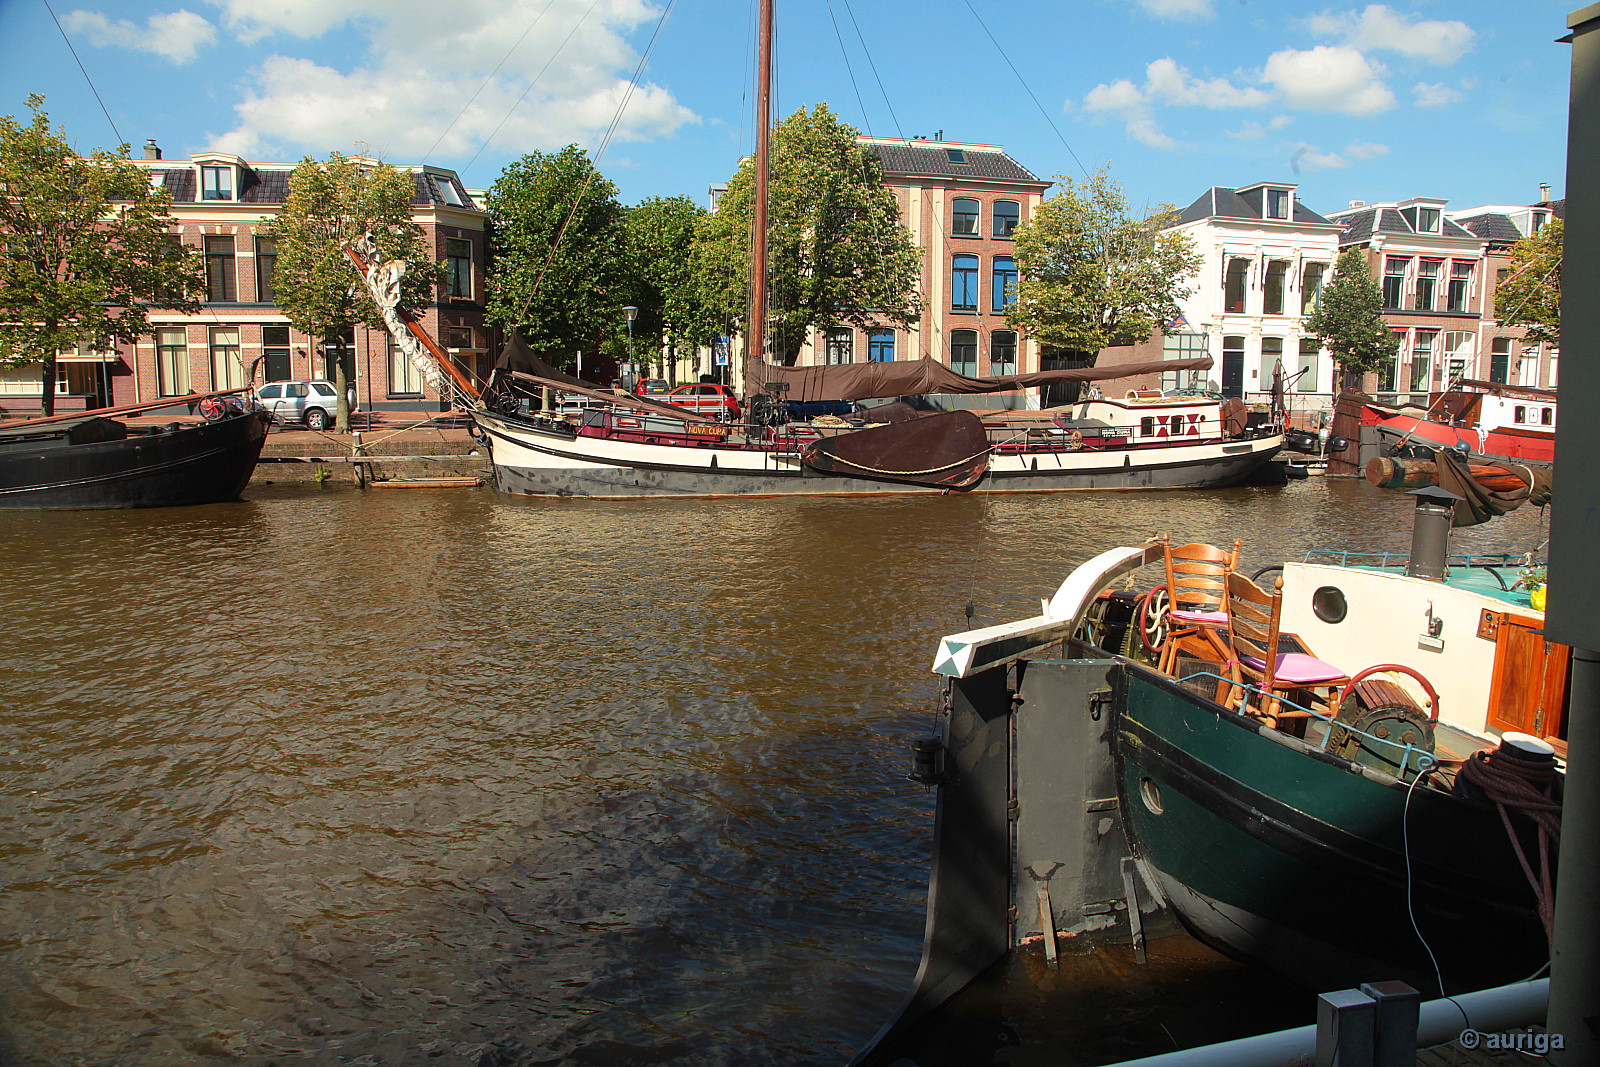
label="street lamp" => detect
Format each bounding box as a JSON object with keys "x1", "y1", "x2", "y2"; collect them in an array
[{"x1": 622, "y1": 306, "x2": 638, "y2": 386}]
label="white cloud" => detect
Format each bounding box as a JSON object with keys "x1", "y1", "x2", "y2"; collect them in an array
[
  {"x1": 1262, "y1": 46, "x2": 1396, "y2": 115},
  {"x1": 1290, "y1": 144, "x2": 1349, "y2": 171},
  {"x1": 1144, "y1": 58, "x2": 1272, "y2": 108},
  {"x1": 1225, "y1": 115, "x2": 1293, "y2": 140},
  {"x1": 1307, "y1": 4, "x2": 1474, "y2": 66},
  {"x1": 198, "y1": 0, "x2": 695, "y2": 169},
  {"x1": 1081, "y1": 58, "x2": 1267, "y2": 149},
  {"x1": 1130, "y1": 0, "x2": 1215, "y2": 20},
  {"x1": 1414, "y1": 82, "x2": 1464, "y2": 108},
  {"x1": 63, "y1": 8, "x2": 217, "y2": 64},
  {"x1": 1345, "y1": 141, "x2": 1389, "y2": 159}
]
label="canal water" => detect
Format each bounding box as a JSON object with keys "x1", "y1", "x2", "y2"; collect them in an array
[{"x1": 0, "y1": 478, "x2": 1551, "y2": 1066}]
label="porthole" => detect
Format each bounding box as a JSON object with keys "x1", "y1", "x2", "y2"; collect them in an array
[
  {"x1": 1139, "y1": 777, "x2": 1164, "y2": 815},
  {"x1": 1312, "y1": 585, "x2": 1348, "y2": 624}
]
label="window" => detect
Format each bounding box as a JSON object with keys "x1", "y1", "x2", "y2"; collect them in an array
[
  {"x1": 1223, "y1": 257, "x2": 1249, "y2": 313},
  {"x1": 1161, "y1": 331, "x2": 1209, "y2": 390},
  {"x1": 1266, "y1": 188, "x2": 1288, "y2": 220},
  {"x1": 1300, "y1": 263, "x2": 1325, "y2": 315},
  {"x1": 152, "y1": 235, "x2": 185, "y2": 302},
  {"x1": 1448, "y1": 261, "x2": 1472, "y2": 313},
  {"x1": 946, "y1": 148, "x2": 967, "y2": 164},
  {"x1": 155, "y1": 327, "x2": 189, "y2": 396},
  {"x1": 262, "y1": 324, "x2": 291, "y2": 381},
  {"x1": 1377, "y1": 332, "x2": 1404, "y2": 392},
  {"x1": 200, "y1": 165, "x2": 232, "y2": 201},
  {"x1": 447, "y1": 327, "x2": 474, "y2": 350},
  {"x1": 389, "y1": 339, "x2": 424, "y2": 396},
  {"x1": 209, "y1": 327, "x2": 243, "y2": 390},
  {"x1": 993, "y1": 200, "x2": 1020, "y2": 238},
  {"x1": 446, "y1": 238, "x2": 472, "y2": 299},
  {"x1": 1417, "y1": 207, "x2": 1440, "y2": 233},
  {"x1": 205, "y1": 236, "x2": 236, "y2": 302},
  {"x1": 1263, "y1": 260, "x2": 1288, "y2": 315},
  {"x1": 1411, "y1": 330, "x2": 1435, "y2": 391},
  {"x1": 1514, "y1": 405, "x2": 1527, "y2": 424},
  {"x1": 1490, "y1": 337, "x2": 1512, "y2": 384},
  {"x1": 824, "y1": 328, "x2": 853, "y2": 365},
  {"x1": 991, "y1": 330, "x2": 1017, "y2": 375},
  {"x1": 1261, "y1": 338, "x2": 1283, "y2": 386},
  {"x1": 1383, "y1": 257, "x2": 1408, "y2": 310},
  {"x1": 951, "y1": 198, "x2": 979, "y2": 236},
  {"x1": 255, "y1": 237, "x2": 278, "y2": 304},
  {"x1": 1297, "y1": 338, "x2": 1319, "y2": 392},
  {"x1": 867, "y1": 328, "x2": 895, "y2": 362},
  {"x1": 1414, "y1": 259, "x2": 1440, "y2": 311},
  {"x1": 949, "y1": 329, "x2": 978, "y2": 375},
  {"x1": 322, "y1": 326, "x2": 355, "y2": 383},
  {"x1": 991, "y1": 255, "x2": 1017, "y2": 312},
  {"x1": 952, "y1": 254, "x2": 979, "y2": 311}
]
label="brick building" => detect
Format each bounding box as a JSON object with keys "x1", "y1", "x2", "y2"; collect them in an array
[
  {"x1": 784, "y1": 137, "x2": 1053, "y2": 407},
  {"x1": 0, "y1": 142, "x2": 489, "y2": 417}
]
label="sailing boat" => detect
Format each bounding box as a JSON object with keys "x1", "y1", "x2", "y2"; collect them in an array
[{"x1": 350, "y1": 0, "x2": 1284, "y2": 500}]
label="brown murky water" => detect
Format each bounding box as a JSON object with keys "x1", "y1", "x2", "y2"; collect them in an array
[{"x1": 0, "y1": 479, "x2": 1551, "y2": 1066}]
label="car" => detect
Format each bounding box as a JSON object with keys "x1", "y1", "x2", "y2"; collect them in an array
[
  {"x1": 636, "y1": 378, "x2": 672, "y2": 396},
  {"x1": 660, "y1": 383, "x2": 741, "y2": 419},
  {"x1": 256, "y1": 379, "x2": 355, "y2": 430}
]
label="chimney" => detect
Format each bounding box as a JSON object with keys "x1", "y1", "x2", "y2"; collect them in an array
[
  {"x1": 144, "y1": 139, "x2": 162, "y2": 161},
  {"x1": 1349, "y1": 200, "x2": 1366, "y2": 209},
  {"x1": 1539, "y1": 182, "x2": 1552, "y2": 202}
]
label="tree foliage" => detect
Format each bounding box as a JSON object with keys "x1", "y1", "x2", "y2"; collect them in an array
[
  {"x1": 486, "y1": 146, "x2": 625, "y2": 370},
  {"x1": 1496, "y1": 218, "x2": 1561, "y2": 348},
  {"x1": 691, "y1": 104, "x2": 922, "y2": 367},
  {"x1": 622, "y1": 195, "x2": 717, "y2": 380},
  {"x1": 1304, "y1": 247, "x2": 1400, "y2": 384},
  {"x1": 261, "y1": 151, "x2": 435, "y2": 430},
  {"x1": 1007, "y1": 166, "x2": 1199, "y2": 366},
  {"x1": 0, "y1": 95, "x2": 205, "y2": 414}
]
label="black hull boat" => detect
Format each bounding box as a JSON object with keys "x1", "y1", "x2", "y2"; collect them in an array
[{"x1": 0, "y1": 410, "x2": 270, "y2": 510}]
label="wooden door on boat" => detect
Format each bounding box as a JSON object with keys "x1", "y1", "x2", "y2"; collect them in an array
[{"x1": 1481, "y1": 608, "x2": 1569, "y2": 744}]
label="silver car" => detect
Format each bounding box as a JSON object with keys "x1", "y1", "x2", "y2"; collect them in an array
[{"x1": 256, "y1": 380, "x2": 353, "y2": 430}]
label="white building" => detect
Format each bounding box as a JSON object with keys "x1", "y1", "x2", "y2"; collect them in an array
[{"x1": 1167, "y1": 182, "x2": 1343, "y2": 417}]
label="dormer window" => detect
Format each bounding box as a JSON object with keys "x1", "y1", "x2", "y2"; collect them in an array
[
  {"x1": 1266, "y1": 188, "x2": 1289, "y2": 220},
  {"x1": 1400, "y1": 204, "x2": 1442, "y2": 233},
  {"x1": 201, "y1": 165, "x2": 232, "y2": 201},
  {"x1": 946, "y1": 148, "x2": 968, "y2": 164}
]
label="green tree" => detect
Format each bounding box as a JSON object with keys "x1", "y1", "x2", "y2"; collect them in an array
[
  {"x1": 1007, "y1": 166, "x2": 1199, "y2": 366},
  {"x1": 622, "y1": 195, "x2": 717, "y2": 383},
  {"x1": 1496, "y1": 218, "x2": 1561, "y2": 348},
  {"x1": 1304, "y1": 247, "x2": 1400, "y2": 388},
  {"x1": 261, "y1": 151, "x2": 435, "y2": 431},
  {"x1": 691, "y1": 103, "x2": 922, "y2": 368},
  {"x1": 0, "y1": 95, "x2": 205, "y2": 415},
  {"x1": 486, "y1": 146, "x2": 625, "y2": 370}
]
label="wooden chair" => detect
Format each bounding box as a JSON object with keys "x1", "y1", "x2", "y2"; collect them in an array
[
  {"x1": 1153, "y1": 536, "x2": 1241, "y2": 674},
  {"x1": 1224, "y1": 570, "x2": 1350, "y2": 727}
]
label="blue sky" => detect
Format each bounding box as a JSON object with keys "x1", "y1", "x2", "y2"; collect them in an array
[{"x1": 0, "y1": 0, "x2": 1574, "y2": 219}]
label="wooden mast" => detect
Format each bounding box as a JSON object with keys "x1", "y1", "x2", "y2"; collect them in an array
[{"x1": 745, "y1": 0, "x2": 772, "y2": 398}]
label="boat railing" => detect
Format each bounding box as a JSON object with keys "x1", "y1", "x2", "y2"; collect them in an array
[
  {"x1": 1168, "y1": 664, "x2": 1440, "y2": 783},
  {"x1": 1299, "y1": 549, "x2": 1535, "y2": 586}
]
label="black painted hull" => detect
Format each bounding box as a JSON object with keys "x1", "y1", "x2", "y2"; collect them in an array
[{"x1": 0, "y1": 412, "x2": 270, "y2": 510}]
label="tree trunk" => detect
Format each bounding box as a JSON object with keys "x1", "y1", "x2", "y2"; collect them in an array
[{"x1": 39, "y1": 353, "x2": 57, "y2": 418}]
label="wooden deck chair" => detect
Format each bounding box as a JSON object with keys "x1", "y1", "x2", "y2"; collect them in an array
[
  {"x1": 1224, "y1": 571, "x2": 1350, "y2": 727},
  {"x1": 1155, "y1": 536, "x2": 1241, "y2": 674}
]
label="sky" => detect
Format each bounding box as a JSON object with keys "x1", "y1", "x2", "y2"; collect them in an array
[{"x1": 0, "y1": 0, "x2": 1577, "y2": 220}]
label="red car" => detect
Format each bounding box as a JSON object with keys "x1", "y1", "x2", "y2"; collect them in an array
[{"x1": 661, "y1": 383, "x2": 742, "y2": 420}]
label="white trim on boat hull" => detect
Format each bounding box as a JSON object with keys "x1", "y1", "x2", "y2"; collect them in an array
[{"x1": 474, "y1": 411, "x2": 1284, "y2": 500}]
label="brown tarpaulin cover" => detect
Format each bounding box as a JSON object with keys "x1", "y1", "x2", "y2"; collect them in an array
[
  {"x1": 1434, "y1": 449, "x2": 1553, "y2": 527},
  {"x1": 751, "y1": 356, "x2": 1215, "y2": 403}
]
